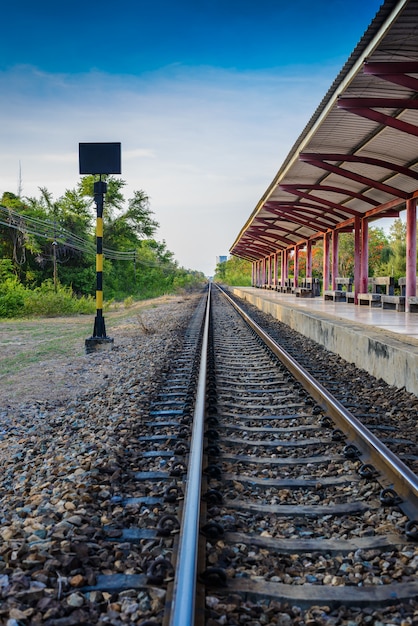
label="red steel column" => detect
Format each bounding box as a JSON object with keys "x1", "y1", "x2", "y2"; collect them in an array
[
  {"x1": 273, "y1": 253, "x2": 278, "y2": 288},
  {"x1": 353, "y1": 216, "x2": 361, "y2": 304},
  {"x1": 306, "y1": 240, "x2": 313, "y2": 278},
  {"x1": 281, "y1": 250, "x2": 286, "y2": 289},
  {"x1": 332, "y1": 230, "x2": 339, "y2": 289},
  {"x1": 360, "y1": 217, "x2": 369, "y2": 294},
  {"x1": 294, "y1": 245, "x2": 299, "y2": 288},
  {"x1": 284, "y1": 249, "x2": 289, "y2": 283},
  {"x1": 406, "y1": 197, "x2": 417, "y2": 311},
  {"x1": 323, "y1": 232, "x2": 330, "y2": 291}
]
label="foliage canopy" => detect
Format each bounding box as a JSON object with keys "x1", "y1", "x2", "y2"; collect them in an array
[{"x1": 0, "y1": 177, "x2": 206, "y2": 317}]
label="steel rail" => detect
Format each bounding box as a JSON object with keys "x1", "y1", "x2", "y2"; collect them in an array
[
  {"x1": 216, "y1": 284, "x2": 418, "y2": 521},
  {"x1": 169, "y1": 285, "x2": 211, "y2": 626}
]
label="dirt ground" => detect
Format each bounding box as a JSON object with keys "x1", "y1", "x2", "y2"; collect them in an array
[{"x1": 0, "y1": 295, "x2": 189, "y2": 412}]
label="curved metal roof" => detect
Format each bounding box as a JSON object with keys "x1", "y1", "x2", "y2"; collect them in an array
[{"x1": 230, "y1": 0, "x2": 418, "y2": 261}]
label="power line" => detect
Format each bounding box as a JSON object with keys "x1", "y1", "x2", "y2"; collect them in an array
[{"x1": 0, "y1": 204, "x2": 175, "y2": 267}]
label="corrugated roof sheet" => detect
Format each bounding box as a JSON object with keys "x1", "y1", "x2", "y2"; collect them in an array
[{"x1": 231, "y1": 0, "x2": 418, "y2": 261}]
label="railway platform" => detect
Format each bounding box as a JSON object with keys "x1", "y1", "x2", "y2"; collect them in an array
[{"x1": 231, "y1": 286, "x2": 418, "y2": 397}]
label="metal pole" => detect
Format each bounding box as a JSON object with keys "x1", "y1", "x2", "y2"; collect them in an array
[
  {"x1": 406, "y1": 197, "x2": 417, "y2": 312},
  {"x1": 92, "y1": 179, "x2": 107, "y2": 338},
  {"x1": 331, "y1": 230, "x2": 339, "y2": 289},
  {"x1": 323, "y1": 232, "x2": 330, "y2": 291},
  {"x1": 360, "y1": 217, "x2": 369, "y2": 294}
]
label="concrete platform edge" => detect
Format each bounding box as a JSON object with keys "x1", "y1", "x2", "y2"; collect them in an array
[{"x1": 232, "y1": 287, "x2": 418, "y2": 398}]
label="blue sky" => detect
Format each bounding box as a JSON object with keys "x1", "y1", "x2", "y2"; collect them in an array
[{"x1": 0, "y1": 0, "x2": 383, "y2": 275}]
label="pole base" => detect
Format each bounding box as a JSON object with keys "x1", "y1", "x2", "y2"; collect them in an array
[{"x1": 85, "y1": 336, "x2": 114, "y2": 354}]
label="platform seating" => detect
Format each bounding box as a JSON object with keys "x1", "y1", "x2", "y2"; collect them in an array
[
  {"x1": 389, "y1": 277, "x2": 418, "y2": 312},
  {"x1": 278, "y1": 278, "x2": 295, "y2": 293},
  {"x1": 358, "y1": 277, "x2": 394, "y2": 307},
  {"x1": 381, "y1": 277, "x2": 406, "y2": 312},
  {"x1": 294, "y1": 277, "x2": 321, "y2": 298},
  {"x1": 408, "y1": 296, "x2": 418, "y2": 312},
  {"x1": 324, "y1": 277, "x2": 353, "y2": 302}
]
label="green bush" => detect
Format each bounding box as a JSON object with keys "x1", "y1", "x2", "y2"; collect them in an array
[
  {"x1": 0, "y1": 277, "x2": 26, "y2": 317},
  {"x1": 23, "y1": 281, "x2": 96, "y2": 317}
]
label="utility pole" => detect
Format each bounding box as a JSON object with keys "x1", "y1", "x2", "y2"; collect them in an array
[{"x1": 17, "y1": 160, "x2": 23, "y2": 197}]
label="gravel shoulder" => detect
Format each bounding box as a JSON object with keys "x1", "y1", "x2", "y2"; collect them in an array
[{"x1": 0, "y1": 292, "x2": 202, "y2": 624}]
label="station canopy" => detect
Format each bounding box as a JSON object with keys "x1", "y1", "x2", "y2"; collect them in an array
[{"x1": 230, "y1": 0, "x2": 418, "y2": 262}]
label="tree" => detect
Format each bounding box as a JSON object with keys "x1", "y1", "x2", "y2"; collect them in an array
[
  {"x1": 368, "y1": 227, "x2": 391, "y2": 275},
  {"x1": 22, "y1": 187, "x2": 94, "y2": 292},
  {"x1": 0, "y1": 191, "x2": 45, "y2": 281},
  {"x1": 337, "y1": 233, "x2": 354, "y2": 277},
  {"x1": 0, "y1": 177, "x2": 205, "y2": 308},
  {"x1": 104, "y1": 190, "x2": 159, "y2": 250},
  {"x1": 214, "y1": 256, "x2": 251, "y2": 285},
  {"x1": 78, "y1": 175, "x2": 125, "y2": 217},
  {"x1": 379, "y1": 218, "x2": 406, "y2": 279}
]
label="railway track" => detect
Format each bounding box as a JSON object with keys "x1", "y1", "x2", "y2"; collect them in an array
[
  {"x1": 200, "y1": 286, "x2": 418, "y2": 624},
  {"x1": 2, "y1": 285, "x2": 418, "y2": 625}
]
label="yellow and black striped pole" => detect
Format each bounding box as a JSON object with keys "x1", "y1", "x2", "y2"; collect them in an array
[
  {"x1": 80, "y1": 142, "x2": 120, "y2": 353},
  {"x1": 92, "y1": 178, "x2": 107, "y2": 338},
  {"x1": 85, "y1": 178, "x2": 114, "y2": 352}
]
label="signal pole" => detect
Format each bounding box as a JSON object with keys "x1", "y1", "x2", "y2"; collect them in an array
[
  {"x1": 91, "y1": 177, "x2": 108, "y2": 339},
  {"x1": 79, "y1": 142, "x2": 121, "y2": 354}
]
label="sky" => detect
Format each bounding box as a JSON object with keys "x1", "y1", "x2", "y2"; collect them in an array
[{"x1": 0, "y1": 0, "x2": 384, "y2": 276}]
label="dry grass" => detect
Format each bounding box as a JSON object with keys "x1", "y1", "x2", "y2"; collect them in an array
[{"x1": 0, "y1": 295, "x2": 188, "y2": 408}]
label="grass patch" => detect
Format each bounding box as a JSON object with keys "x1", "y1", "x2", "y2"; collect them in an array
[{"x1": 0, "y1": 294, "x2": 183, "y2": 380}]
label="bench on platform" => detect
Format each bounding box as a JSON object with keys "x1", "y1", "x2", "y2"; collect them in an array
[
  {"x1": 392, "y1": 277, "x2": 418, "y2": 312},
  {"x1": 408, "y1": 296, "x2": 418, "y2": 312},
  {"x1": 294, "y1": 277, "x2": 321, "y2": 298},
  {"x1": 358, "y1": 277, "x2": 394, "y2": 307},
  {"x1": 278, "y1": 278, "x2": 295, "y2": 293},
  {"x1": 324, "y1": 277, "x2": 353, "y2": 302},
  {"x1": 381, "y1": 277, "x2": 406, "y2": 312}
]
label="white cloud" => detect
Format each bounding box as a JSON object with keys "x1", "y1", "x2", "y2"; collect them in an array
[{"x1": 0, "y1": 64, "x2": 334, "y2": 274}]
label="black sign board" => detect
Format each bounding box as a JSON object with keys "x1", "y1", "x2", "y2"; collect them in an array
[{"x1": 79, "y1": 142, "x2": 121, "y2": 174}]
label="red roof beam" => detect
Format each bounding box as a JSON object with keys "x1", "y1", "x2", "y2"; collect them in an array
[
  {"x1": 289, "y1": 183, "x2": 381, "y2": 206},
  {"x1": 279, "y1": 184, "x2": 363, "y2": 215},
  {"x1": 300, "y1": 157, "x2": 418, "y2": 183},
  {"x1": 237, "y1": 241, "x2": 273, "y2": 254},
  {"x1": 244, "y1": 231, "x2": 285, "y2": 247},
  {"x1": 339, "y1": 98, "x2": 418, "y2": 109},
  {"x1": 299, "y1": 155, "x2": 409, "y2": 200},
  {"x1": 247, "y1": 229, "x2": 295, "y2": 247},
  {"x1": 230, "y1": 249, "x2": 258, "y2": 261},
  {"x1": 257, "y1": 218, "x2": 315, "y2": 236},
  {"x1": 241, "y1": 242, "x2": 279, "y2": 255},
  {"x1": 264, "y1": 204, "x2": 336, "y2": 231},
  {"x1": 269, "y1": 201, "x2": 348, "y2": 223},
  {"x1": 337, "y1": 98, "x2": 418, "y2": 139},
  {"x1": 364, "y1": 61, "x2": 418, "y2": 91},
  {"x1": 256, "y1": 217, "x2": 308, "y2": 237},
  {"x1": 267, "y1": 201, "x2": 351, "y2": 224}
]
